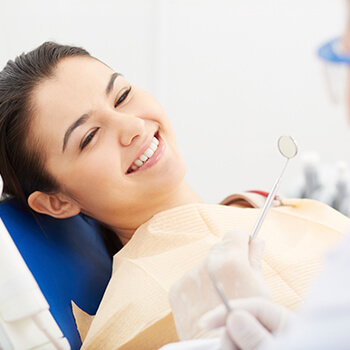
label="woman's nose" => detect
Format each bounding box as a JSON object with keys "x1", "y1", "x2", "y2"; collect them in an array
[{"x1": 113, "y1": 112, "x2": 145, "y2": 146}]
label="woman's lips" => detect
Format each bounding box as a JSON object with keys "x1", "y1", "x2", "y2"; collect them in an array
[{"x1": 127, "y1": 132, "x2": 164, "y2": 174}]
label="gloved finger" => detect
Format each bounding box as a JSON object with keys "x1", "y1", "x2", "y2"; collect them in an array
[
  {"x1": 220, "y1": 328, "x2": 239, "y2": 350},
  {"x1": 199, "y1": 297, "x2": 290, "y2": 334},
  {"x1": 197, "y1": 304, "x2": 227, "y2": 330},
  {"x1": 220, "y1": 230, "x2": 250, "y2": 251},
  {"x1": 227, "y1": 298, "x2": 286, "y2": 332},
  {"x1": 206, "y1": 230, "x2": 249, "y2": 273},
  {"x1": 226, "y1": 309, "x2": 273, "y2": 350},
  {"x1": 248, "y1": 238, "x2": 265, "y2": 271}
]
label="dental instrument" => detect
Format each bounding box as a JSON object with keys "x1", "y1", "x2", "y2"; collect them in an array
[
  {"x1": 206, "y1": 266, "x2": 232, "y2": 313},
  {"x1": 249, "y1": 136, "x2": 298, "y2": 241},
  {"x1": 206, "y1": 136, "x2": 298, "y2": 313}
]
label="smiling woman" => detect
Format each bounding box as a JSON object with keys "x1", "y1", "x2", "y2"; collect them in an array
[
  {"x1": 0, "y1": 43, "x2": 198, "y2": 248},
  {"x1": 26, "y1": 53, "x2": 196, "y2": 245},
  {"x1": 0, "y1": 42, "x2": 348, "y2": 350}
]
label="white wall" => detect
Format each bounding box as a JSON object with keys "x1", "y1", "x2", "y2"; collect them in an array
[{"x1": 0, "y1": 0, "x2": 348, "y2": 203}]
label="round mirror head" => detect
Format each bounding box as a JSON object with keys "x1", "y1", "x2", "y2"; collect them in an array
[{"x1": 278, "y1": 136, "x2": 298, "y2": 159}]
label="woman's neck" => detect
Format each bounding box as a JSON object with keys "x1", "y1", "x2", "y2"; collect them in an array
[{"x1": 114, "y1": 181, "x2": 203, "y2": 246}]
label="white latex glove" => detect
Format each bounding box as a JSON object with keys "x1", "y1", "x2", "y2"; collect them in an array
[
  {"x1": 199, "y1": 297, "x2": 292, "y2": 350},
  {"x1": 169, "y1": 230, "x2": 270, "y2": 340}
]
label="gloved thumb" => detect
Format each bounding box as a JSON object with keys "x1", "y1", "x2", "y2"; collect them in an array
[{"x1": 226, "y1": 309, "x2": 273, "y2": 350}]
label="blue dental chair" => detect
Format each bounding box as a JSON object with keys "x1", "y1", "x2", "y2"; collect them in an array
[{"x1": 0, "y1": 199, "x2": 112, "y2": 349}]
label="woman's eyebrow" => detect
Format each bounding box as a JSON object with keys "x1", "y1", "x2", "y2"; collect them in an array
[
  {"x1": 62, "y1": 73, "x2": 121, "y2": 153},
  {"x1": 106, "y1": 72, "x2": 121, "y2": 95},
  {"x1": 62, "y1": 114, "x2": 89, "y2": 152}
]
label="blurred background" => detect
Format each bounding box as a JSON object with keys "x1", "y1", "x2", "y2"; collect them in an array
[{"x1": 0, "y1": 0, "x2": 348, "y2": 208}]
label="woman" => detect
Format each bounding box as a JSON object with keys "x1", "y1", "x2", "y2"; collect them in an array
[
  {"x1": 0, "y1": 42, "x2": 348, "y2": 349},
  {"x1": 0, "y1": 42, "x2": 201, "y2": 255}
]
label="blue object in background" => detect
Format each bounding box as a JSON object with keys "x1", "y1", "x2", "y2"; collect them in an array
[
  {"x1": 0, "y1": 199, "x2": 112, "y2": 349},
  {"x1": 318, "y1": 37, "x2": 350, "y2": 63}
]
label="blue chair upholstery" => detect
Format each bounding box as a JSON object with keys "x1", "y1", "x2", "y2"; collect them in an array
[{"x1": 0, "y1": 199, "x2": 112, "y2": 349}]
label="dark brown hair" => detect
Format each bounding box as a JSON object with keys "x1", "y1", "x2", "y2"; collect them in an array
[{"x1": 0, "y1": 41, "x2": 122, "y2": 255}]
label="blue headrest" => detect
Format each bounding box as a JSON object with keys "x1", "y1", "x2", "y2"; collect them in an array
[{"x1": 0, "y1": 199, "x2": 112, "y2": 349}]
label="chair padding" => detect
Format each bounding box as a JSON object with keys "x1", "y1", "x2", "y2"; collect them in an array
[{"x1": 0, "y1": 199, "x2": 112, "y2": 349}]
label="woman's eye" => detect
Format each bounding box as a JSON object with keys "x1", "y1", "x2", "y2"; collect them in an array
[
  {"x1": 114, "y1": 87, "x2": 131, "y2": 108},
  {"x1": 80, "y1": 128, "x2": 98, "y2": 150}
]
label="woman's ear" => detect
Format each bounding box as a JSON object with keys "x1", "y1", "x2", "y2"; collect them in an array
[{"x1": 27, "y1": 191, "x2": 81, "y2": 218}]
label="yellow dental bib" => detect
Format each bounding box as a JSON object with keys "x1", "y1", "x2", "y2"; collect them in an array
[{"x1": 80, "y1": 198, "x2": 349, "y2": 349}]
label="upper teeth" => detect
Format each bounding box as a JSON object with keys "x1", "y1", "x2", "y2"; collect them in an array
[{"x1": 131, "y1": 137, "x2": 159, "y2": 171}]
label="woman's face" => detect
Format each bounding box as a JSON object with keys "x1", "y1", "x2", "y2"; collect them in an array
[{"x1": 30, "y1": 56, "x2": 186, "y2": 235}]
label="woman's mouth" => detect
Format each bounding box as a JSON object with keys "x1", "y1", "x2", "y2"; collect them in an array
[{"x1": 127, "y1": 134, "x2": 161, "y2": 174}]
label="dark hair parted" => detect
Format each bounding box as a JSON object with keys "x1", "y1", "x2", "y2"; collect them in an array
[{"x1": 0, "y1": 42, "x2": 123, "y2": 255}]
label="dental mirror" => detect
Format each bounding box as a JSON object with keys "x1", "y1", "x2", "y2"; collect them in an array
[
  {"x1": 207, "y1": 136, "x2": 298, "y2": 315},
  {"x1": 278, "y1": 135, "x2": 298, "y2": 159},
  {"x1": 250, "y1": 136, "x2": 298, "y2": 241}
]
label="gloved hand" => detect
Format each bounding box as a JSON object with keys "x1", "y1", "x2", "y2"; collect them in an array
[
  {"x1": 168, "y1": 230, "x2": 270, "y2": 340},
  {"x1": 199, "y1": 297, "x2": 292, "y2": 350}
]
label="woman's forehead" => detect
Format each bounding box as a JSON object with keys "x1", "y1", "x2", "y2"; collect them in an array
[
  {"x1": 33, "y1": 56, "x2": 114, "y2": 113},
  {"x1": 53, "y1": 56, "x2": 114, "y2": 88},
  {"x1": 30, "y1": 57, "x2": 114, "y2": 149}
]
